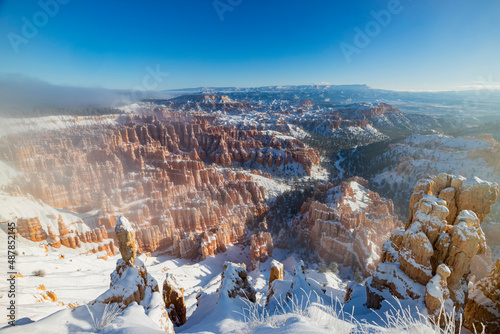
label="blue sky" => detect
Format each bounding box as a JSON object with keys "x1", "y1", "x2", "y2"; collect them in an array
[{"x1": 0, "y1": 0, "x2": 499, "y2": 91}]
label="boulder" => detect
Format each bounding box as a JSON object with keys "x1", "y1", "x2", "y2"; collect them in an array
[{"x1": 217, "y1": 262, "x2": 256, "y2": 302}]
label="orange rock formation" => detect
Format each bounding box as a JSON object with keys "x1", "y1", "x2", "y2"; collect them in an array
[{"x1": 366, "y1": 174, "x2": 499, "y2": 320}]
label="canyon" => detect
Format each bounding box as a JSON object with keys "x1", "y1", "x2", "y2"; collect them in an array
[
  {"x1": 294, "y1": 177, "x2": 402, "y2": 277},
  {"x1": 2, "y1": 95, "x2": 500, "y2": 333},
  {"x1": 0, "y1": 111, "x2": 322, "y2": 261}
]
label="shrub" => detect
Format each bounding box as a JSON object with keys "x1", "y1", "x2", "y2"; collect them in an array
[
  {"x1": 32, "y1": 269, "x2": 46, "y2": 277},
  {"x1": 85, "y1": 303, "x2": 121, "y2": 331},
  {"x1": 237, "y1": 291, "x2": 483, "y2": 334},
  {"x1": 328, "y1": 261, "x2": 339, "y2": 275},
  {"x1": 353, "y1": 268, "x2": 363, "y2": 284},
  {"x1": 318, "y1": 261, "x2": 340, "y2": 275},
  {"x1": 237, "y1": 289, "x2": 353, "y2": 334}
]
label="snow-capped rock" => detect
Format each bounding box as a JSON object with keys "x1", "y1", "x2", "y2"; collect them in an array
[{"x1": 366, "y1": 174, "x2": 499, "y2": 321}]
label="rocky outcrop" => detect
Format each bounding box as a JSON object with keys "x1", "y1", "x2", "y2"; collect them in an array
[
  {"x1": 464, "y1": 259, "x2": 500, "y2": 334},
  {"x1": 12, "y1": 212, "x2": 116, "y2": 259},
  {"x1": 266, "y1": 260, "x2": 327, "y2": 307},
  {"x1": 250, "y1": 232, "x2": 273, "y2": 270},
  {"x1": 96, "y1": 257, "x2": 159, "y2": 308},
  {"x1": 163, "y1": 274, "x2": 186, "y2": 327},
  {"x1": 294, "y1": 177, "x2": 402, "y2": 277},
  {"x1": 16, "y1": 218, "x2": 47, "y2": 241},
  {"x1": 218, "y1": 261, "x2": 256, "y2": 302},
  {"x1": 366, "y1": 174, "x2": 499, "y2": 319},
  {"x1": 96, "y1": 221, "x2": 155, "y2": 307},
  {"x1": 95, "y1": 219, "x2": 174, "y2": 332},
  {"x1": 269, "y1": 259, "x2": 284, "y2": 287}
]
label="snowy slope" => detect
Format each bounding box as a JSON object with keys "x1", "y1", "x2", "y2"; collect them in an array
[{"x1": 1, "y1": 241, "x2": 464, "y2": 333}]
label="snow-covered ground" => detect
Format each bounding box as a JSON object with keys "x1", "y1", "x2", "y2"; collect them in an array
[
  {"x1": 0, "y1": 161, "x2": 19, "y2": 187},
  {"x1": 0, "y1": 238, "x2": 344, "y2": 332},
  {"x1": 0, "y1": 105, "x2": 491, "y2": 333},
  {"x1": 0, "y1": 237, "x2": 466, "y2": 334}
]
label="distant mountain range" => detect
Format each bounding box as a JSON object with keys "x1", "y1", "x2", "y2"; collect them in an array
[{"x1": 2, "y1": 74, "x2": 500, "y2": 118}]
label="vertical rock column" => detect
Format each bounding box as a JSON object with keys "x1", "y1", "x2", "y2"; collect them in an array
[
  {"x1": 115, "y1": 216, "x2": 137, "y2": 265},
  {"x1": 162, "y1": 274, "x2": 187, "y2": 327}
]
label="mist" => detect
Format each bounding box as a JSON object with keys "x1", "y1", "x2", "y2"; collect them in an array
[{"x1": 0, "y1": 73, "x2": 176, "y2": 118}]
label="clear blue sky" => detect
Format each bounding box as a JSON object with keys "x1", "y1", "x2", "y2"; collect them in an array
[{"x1": 0, "y1": 0, "x2": 499, "y2": 91}]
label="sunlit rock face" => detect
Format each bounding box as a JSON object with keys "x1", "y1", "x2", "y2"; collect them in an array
[
  {"x1": 14, "y1": 214, "x2": 116, "y2": 259},
  {"x1": 269, "y1": 259, "x2": 284, "y2": 287},
  {"x1": 0, "y1": 113, "x2": 321, "y2": 258},
  {"x1": 293, "y1": 177, "x2": 402, "y2": 277},
  {"x1": 366, "y1": 174, "x2": 499, "y2": 320},
  {"x1": 163, "y1": 273, "x2": 186, "y2": 327},
  {"x1": 250, "y1": 231, "x2": 274, "y2": 270}
]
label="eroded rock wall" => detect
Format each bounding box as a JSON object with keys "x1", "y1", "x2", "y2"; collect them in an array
[
  {"x1": 1, "y1": 114, "x2": 320, "y2": 258},
  {"x1": 294, "y1": 177, "x2": 402, "y2": 276}
]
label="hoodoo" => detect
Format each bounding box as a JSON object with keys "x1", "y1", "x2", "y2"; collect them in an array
[{"x1": 366, "y1": 174, "x2": 499, "y2": 327}]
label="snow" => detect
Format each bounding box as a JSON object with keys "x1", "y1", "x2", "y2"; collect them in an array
[
  {"x1": 334, "y1": 152, "x2": 345, "y2": 180},
  {"x1": 0, "y1": 237, "x2": 473, "y2": 333},
  {"x1": 0, "y1": 191, "x2": 96, "y2": 237},
  {"x1": 0, "y1": 161, "x2": 19, "y2": 187},
  {"x1": 324, "y1": 180, "x2": 371, "y2": 213},
  {"x1": 344, "y1": 181, "x2": 370, "y2": 212},
  {"x1": 116, "y1": 216, "x2": 134, "y2": 232},
  {"x1": 270, "y1": 259, "x2": 283, "y2": 272},
  {"x1": 426, "y1": 276, "x2": 444, "y2": 300}
]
